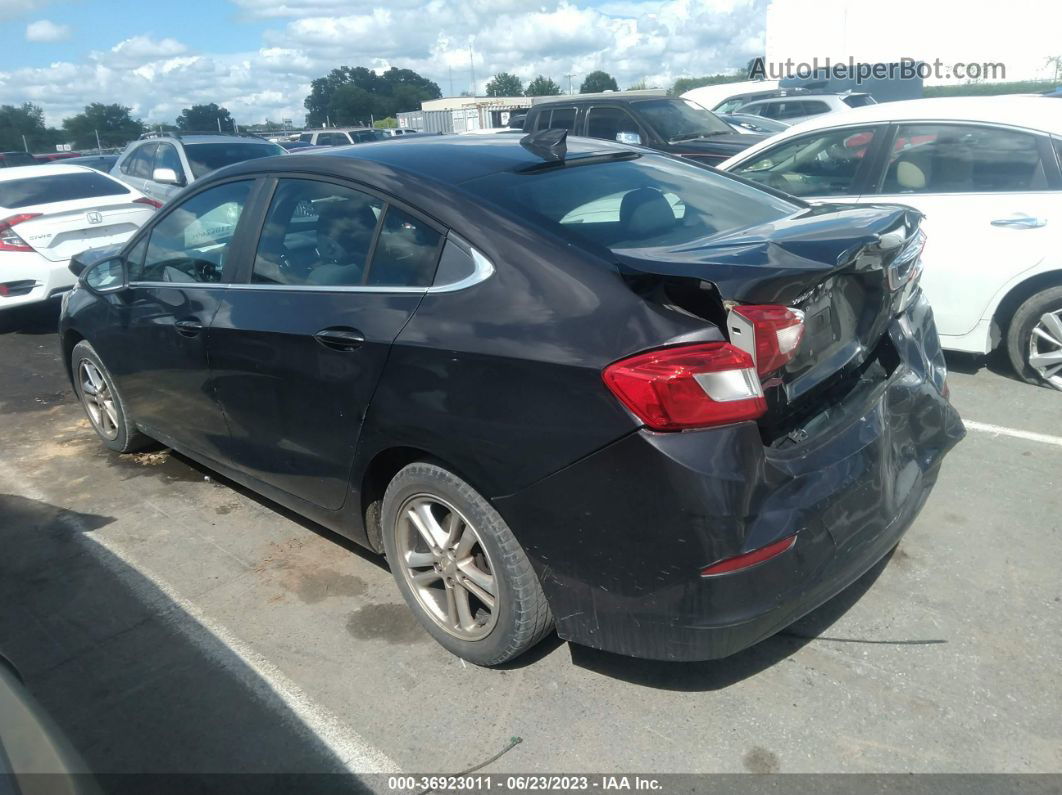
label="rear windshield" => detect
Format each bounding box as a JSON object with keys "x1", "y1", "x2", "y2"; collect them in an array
[
  {"x1": 183, "y1": 142, "x2": 285, "y2": 179},
  {"x1": 0, "y1": 171, "x2": 129, "y2": 209},
  {"x1": 465, "y1": 154, "x2": 798, "y2": 254}
]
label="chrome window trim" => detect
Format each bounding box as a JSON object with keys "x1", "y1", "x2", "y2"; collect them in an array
[{"x1": 127, "y1": 244, "x2": 495, "y2": 295}]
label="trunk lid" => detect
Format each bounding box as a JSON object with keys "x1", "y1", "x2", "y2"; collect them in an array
[
  {"x1": 614, "y1": 203, "x2": 924, "y2": 419},
  {"x1": 15, "y1": 197, "x2": 155, "y2": 262}
]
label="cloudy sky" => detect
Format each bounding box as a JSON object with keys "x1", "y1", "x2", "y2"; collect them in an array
[{"x1": 0, "y1": 0, "x2": 768, "y2": 126}]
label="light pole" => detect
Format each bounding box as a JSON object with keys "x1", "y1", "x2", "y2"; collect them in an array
[
  {"x1": 565, "y1": 73, "x2": 576, "y2": 95},
  {"x1": 94, "y1": 129, "x2": 102, "y2": 154}
]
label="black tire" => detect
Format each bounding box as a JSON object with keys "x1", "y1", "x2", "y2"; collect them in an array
[
  {"x1": 1005, "y1": 286, "x2": 1062, "y2": 388},
  {"x1": 70, "y1": 340, "x2": 153, "y2": 453},
  {"x1": 380, "y1": 462, "x2": 553, "y2": 665}
]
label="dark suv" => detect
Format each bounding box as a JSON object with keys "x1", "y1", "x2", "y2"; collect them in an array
[{"x1": 524, "y1": 93, "x2": 766, "y2": 165}]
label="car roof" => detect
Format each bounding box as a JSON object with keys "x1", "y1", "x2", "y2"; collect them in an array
[
  {"x1": 532, "y1": 94, "x2": 674, "y2": 107},
  {"x1": 0, "y1": 162, "x2": 98, "y2": 182},
  {"x1": 219, "y1": 133, "x2": 640, "y2": 185},
  {"x1": 139, "y1": 134, "x2": 275, "y2": 145}
]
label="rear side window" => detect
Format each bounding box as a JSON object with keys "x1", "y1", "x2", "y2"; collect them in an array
[
  {"x1": 540, "y1": 107, "x2": 577, "y2": 132},
  {"x1": 183, "y1": 142, "x2": 285, "y2": 179},
  {"x1": 879, "y1": 124, "x2": 1047, "y2": 194},
  {"x1": 299, "y1": 133, "x2": 313, "y2": 143},
  {"x1": 467, "y1": 154, "x2": 797, "y2": 254},
  {"x1": 367, "y1": 207, "x2": 442, "y2": 287},
  {"x1": 0, "y1": 171, "x2": 129, "y2": 209}
]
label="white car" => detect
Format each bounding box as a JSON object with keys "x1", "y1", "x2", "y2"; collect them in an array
[
  {"x1": 734, "y1": 92, "x2": 876, "y2": 126},
  {"x1": 719, "y1": 96, "x2": 1062, "y2": 389},
  {"x1": 0, "y1": 163, "x2": 158, "y2": 311}
]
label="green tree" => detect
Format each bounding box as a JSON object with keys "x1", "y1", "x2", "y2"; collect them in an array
[
  {"x1": 62, "y1": 103, "x2": 145, "y2": 149},
  {"x1": 303, "y1": 66, "x2": 440, "y2": 127},
  {"x1": 176, "y1": 103, "x2": 235, "y2": 132},
  {"x1": 525, "y1": 75, "x2": 561, "y2": 96},
  {"x1": 670, "y1": 72, "x2": 747, "y2": 96},
  {"x1": 373, "y1": 117, "x2": 398, "y2": 129},
  {"x1": 579, "y1": 71, "x2": 619, "y2": 93},
  {"x1": 0, "y1": 103, "x2": 62, "y2": 152},
  {"x1": 485, "y1": 72, "x2": 523, "y2": 97}
]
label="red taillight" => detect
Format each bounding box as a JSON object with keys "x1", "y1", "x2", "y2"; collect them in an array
[
  {"x1": 700, "y1": 534, "x2": 796, "y2": 577},
  {"x1": 730, "y1": 305, "x2": 805, "y2": 376},
  {"x1": 0, "y1": 213, "x2": 41, "y2": 252},
  {"x1": 602, "y1": 342, "x2": 766, "y2": 431},
  {"x1": 133, "y1": 197, "x2": 162, "y2": 209}
]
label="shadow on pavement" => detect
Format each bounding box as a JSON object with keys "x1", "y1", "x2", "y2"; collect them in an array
[
  {"x1": 568, "y1": 550, "x2": 899, "y2": 691},
  {"x1": 0, "y1": 300, "x2": 61, "y2": 336},
  {"x1": 944, "y1": 348, "x2": 1016, "y2": 380},
  {"x1": 0, "y1": 492, "x2": 371, "y2": 788}
]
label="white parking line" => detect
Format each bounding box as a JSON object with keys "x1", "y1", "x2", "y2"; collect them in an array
[
  {"x1": 0, "y1": 460, "x2": 399, "y2": 775},
  {"x1": 964, "y1": 419, "x2": 1062, "y2": 448}
]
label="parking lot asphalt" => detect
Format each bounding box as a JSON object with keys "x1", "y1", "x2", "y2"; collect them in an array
[{"x1": 1, "y1": 301, "x2": 1059, "y2": 778}]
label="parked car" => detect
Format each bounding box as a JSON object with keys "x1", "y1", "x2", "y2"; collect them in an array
[
  {"x1": 278, "y1": 140, "x2": 328, "y2": 151},
  {"x1": 681, "y1": 80, "x2": 783, "y2": 114},
  {"x1": 0, "y1": 163, "x2": 158, "y2": 311},
  {"x1": 0, "y1": 151, "x2": 39, "y2": 168},
  {"x1": 111, "y1": 132, "x2": 286, "y2": 205},
  {"x1": 380, "y1": 128, "x2": 421, "y2": 137},
  {"x1": 33, "y1": 152, "x2": 83, "y2": 163},
  {"x1": 60, "y1": 134, "x2": 962, "y2": 664},
  {"x1": 722, "y1": 113, "x2": 791, "y2": 135},
  {"x1": 735, "y1": 92, "x2": 876, "y2": 126},
  {"x1": 719, "y1": 95, "x2": 1062, "y2": 389},
  {"x1": 523, "y1": 94, "x2": 765, "y2": 165},
  {"x1": 297, "y1": 128, "x2": 388, "y2": 146},
  {"x1": 61, "y1": 154, "x2": 120, "y2": 172}
]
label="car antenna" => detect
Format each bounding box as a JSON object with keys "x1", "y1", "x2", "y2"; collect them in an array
[{"x1": 520, "y1": 128, "x2": 567, "y2": 162}]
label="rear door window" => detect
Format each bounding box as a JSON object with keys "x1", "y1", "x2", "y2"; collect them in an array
[
  {"x1": 252, "y1": 178, "x2": 382, "y2": 286},
  {"x1": 0, "y1": 171, "x2": 130, "y2": 208},
  {"x1": 878, "y1": 124, "x2": 1048, "y2": 194},
  {"x1": 543, "y1": 107, "x2": 577, "y2": 132},
  {"x1": 729, "y1": 126, "x2": 879, "y2": 196},
  {"x1": 800, "y1": 101, "x2": 831, "y2": 116}
]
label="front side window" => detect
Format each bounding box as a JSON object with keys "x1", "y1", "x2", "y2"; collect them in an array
[
  {"x1": 879, "y1": 124, "x2": 1047, "y2": 194},
  {"x1": 183, "y1": 142, "x2": 285, "y2": 179},
  {"x1": 800, "y1": 101, "x2": 831, "y2": 116},
  {"x1": 128, "y1": 143, "x2": 157, "y2": 178},
  {"x1": 586, "y1": 108, "x2": 641, "y2": 143},
  {"x1": 467, "y1": 153, "x2": 798, "y2": 254},
  {"x1": 155, "y1": 143, "x2": 182, "y2": 177},
  {"x1": 729, "y1": 126, "x2": 878, "y2": 197},
  {"x1": 136, "y1": 180, "x2": 251, "y2": 284},
  {"x1": 253, "y1": 179, "x2": 382, "y2": 286}
]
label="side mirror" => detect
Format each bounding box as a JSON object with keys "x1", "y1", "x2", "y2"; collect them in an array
[
  {"x1": 152, "y1": 167, "x2": 182, "y2": 185},
  {"x1": 616, "y1": 131, "x2": 642, "y2": 146},
  {"x1": 82, "y1": 256, "x2": 128, "y2": 295}
]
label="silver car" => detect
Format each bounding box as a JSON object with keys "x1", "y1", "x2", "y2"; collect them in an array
[{"x1": 110, "y1": 132, "x2": 286, "y2": 204}]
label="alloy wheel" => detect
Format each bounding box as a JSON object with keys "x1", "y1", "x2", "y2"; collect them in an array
[
  {"x1": 1028, "y1": 308, "x2": 1062, "y2": 391},
  {"x1": 78, "y1": 360, "x2": 119, "y2": 440},
  {"x1": 395, "y1": 494, "x2": 499, "y2": 641}
]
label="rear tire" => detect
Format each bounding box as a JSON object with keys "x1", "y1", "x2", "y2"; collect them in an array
[
  {"x1": 381, "y1": 462, "x2": 553, "y2": 665},
  {"x1": 1005, "y1": 286, "x2": 1062, "y2": 390},
  {"x1": 71, "y1": 341, "x2": 152, "y2": 453}
]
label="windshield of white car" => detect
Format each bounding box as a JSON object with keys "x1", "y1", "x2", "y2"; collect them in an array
[
  {"x1": 0, "y1": 172, "x2": 130, "y2": 209},
  {"x1": 635, "y1": 99, "x2": 733, "y2": 142},
  {"x1": 184, "y1": 142, "x2": 286, "y2": 179}
]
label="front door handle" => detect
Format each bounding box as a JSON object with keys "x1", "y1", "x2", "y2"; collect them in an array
[
  {"x1": 991, "y1": 214, "x2": 1047, "y2": 229},
  {"x1": 174, "y1": 318, "x2": 203, "y2": 337},
  {"x1": 314, "y1": 327, "x2": 365, "y2": 352}
]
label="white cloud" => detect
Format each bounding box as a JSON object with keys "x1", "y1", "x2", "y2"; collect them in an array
[
  {"x1": 0, "y1": 0, "x2": 766, "y2": 126},
  {"x1": 25, "y1": 18, "x2": 70, "y2": 42}
]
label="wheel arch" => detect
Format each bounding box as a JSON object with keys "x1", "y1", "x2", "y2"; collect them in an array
[
  {"x1": 61, "y1": 328, "x2": 86, "y2": 387},
  {"x1": 989, "y1": 269, "x2": 1062, "y2": 349},
  {"x1": 358, "y1": 445, "x2": 485, "y2": 554}
]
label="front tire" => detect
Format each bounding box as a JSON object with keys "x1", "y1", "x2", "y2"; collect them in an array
[
  {"x1": 381, "y1": 462, "x2": 553, "y2": 665},
  {"x1": 71, "y1": 340, "x2": 152, "y2": 452},
  {"x1": 1005, "y1": 286, "x2": 1062, "y2": 390}
]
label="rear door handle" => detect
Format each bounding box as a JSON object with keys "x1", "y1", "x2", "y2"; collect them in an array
[
  {"x1": 314, "y1": 327, "x2": 365, "y2": 352},
  {"x1": 174, "y1": 319, "x2": 203, "y2": 337},
  {"x1": 991, "y1": 214, "x2": 1047, "y2": 229}
]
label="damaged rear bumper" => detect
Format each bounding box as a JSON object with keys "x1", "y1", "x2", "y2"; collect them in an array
[{"x1": 494, "y1": 292, "x2": 965, "y2": 661}]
